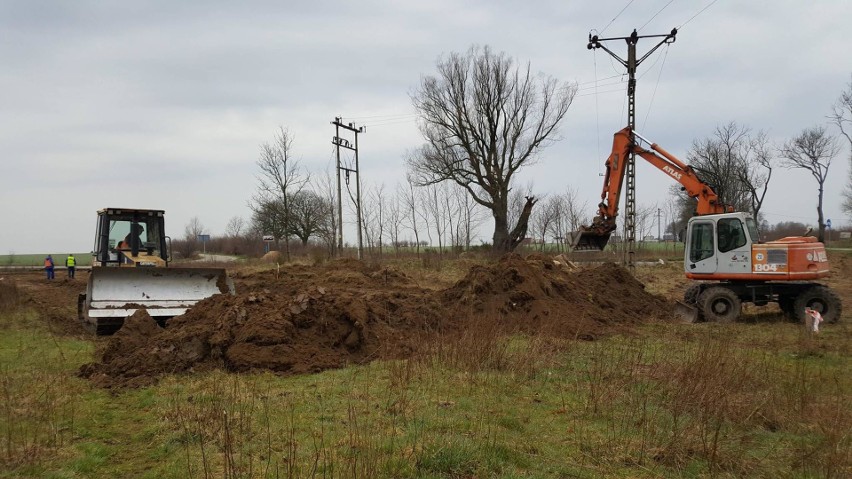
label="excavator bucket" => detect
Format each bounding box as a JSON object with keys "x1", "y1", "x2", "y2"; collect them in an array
[
  {"x1": 79, "y1": 267, "x2": 234, "y2": 334},
  {"x1": 675, "y1": 300, "x2": 699, "y2": 323},
  {"x1": 568, "y1": 230, "x2": 612, "y2": 251}
]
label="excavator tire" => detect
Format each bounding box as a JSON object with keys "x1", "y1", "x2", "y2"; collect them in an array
[
  {"x1": 778, "y1": 295, "x2": 796, "y2": 320},
  {"x1": 792, "y1": 286, "x2": 842, "y2": 324},
  {"x1": 698, "y1": 286, "x2": 741, "y2": 323}
]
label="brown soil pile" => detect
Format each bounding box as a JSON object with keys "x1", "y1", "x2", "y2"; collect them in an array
[
  {"x1": 443, "y1": 255, "x2": 668, "y2": 339},
  {"x1": 80, "y1": 256, "x2": 670, "y2": 388}
]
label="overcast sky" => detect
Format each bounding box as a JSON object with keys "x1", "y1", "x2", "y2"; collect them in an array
[{"x1": 2, "y1": 0, "x2": 850, "y2": 254}]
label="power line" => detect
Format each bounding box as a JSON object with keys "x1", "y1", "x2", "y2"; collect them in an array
[
  {"x1": 642, "y1": 45, "x2": 670, "y2": 130},
  {"x1": 340, "y1": 113, "x2": 415, "y2": 120},
  {"x1": 678, "y1": 0, "x2": 720, "y2": 29},
  {"x1": 363, "y1": 118, "x2": 418, "y2": 128},
  {"x1": 639, "y1": 0, "x2": 677, "y2": 32},
  {"x1": 575, "y1": 73, "x2": 623, "y2": 87},
  {"x1": 599, "y1": 0, "x2": 636, "y2": 36},
  {"x1": 575, "y1": 86, "x2": 628, "y2": 98}
]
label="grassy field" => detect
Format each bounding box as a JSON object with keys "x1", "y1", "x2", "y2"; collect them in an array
[
  {"x1": 0, "y1": 253, "x2": 92, "y2": 267},
  {"x1": 0, "y1": 262, "x2": 849, "y2": 478}
]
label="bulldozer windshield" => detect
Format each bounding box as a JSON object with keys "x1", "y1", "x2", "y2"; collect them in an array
[{"x1": 95, "y1": 211, "x2": 166, "y2": 264}]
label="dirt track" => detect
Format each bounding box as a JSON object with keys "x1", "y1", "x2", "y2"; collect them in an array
[{"x1": 5, "y1": 256, "x2": 671, "y2": 388}]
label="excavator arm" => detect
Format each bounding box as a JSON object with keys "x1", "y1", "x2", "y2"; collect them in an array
[{"x1": 570, "y1": 127, "x2": 728, "y2": 250}]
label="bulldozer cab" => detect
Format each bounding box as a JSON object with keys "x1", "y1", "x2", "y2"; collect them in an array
[{"x1": 93, "y1": 208, "x2": 168, "y2": 267}]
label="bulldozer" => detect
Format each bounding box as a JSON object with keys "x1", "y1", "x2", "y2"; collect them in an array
[
  {"x1": 569, "y1": 127, "x2": 842, "y2": 324},
  {"x1": 77, "y1": 208, "x2": 234, "y2": 334}
]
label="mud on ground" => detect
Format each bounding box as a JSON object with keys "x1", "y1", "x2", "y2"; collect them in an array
[
  {"x1": 73, "y1": 255, "x2": 669, "y2": 388},
  {"x1": 0, "y1": 256, "x2": 670, "y2": 388}
]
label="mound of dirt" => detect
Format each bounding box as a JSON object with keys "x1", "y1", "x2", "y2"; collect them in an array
[
  {"x1": 261, "y1": 251, "x2": 282, "y2": 263},
  {"x1": 443, "y1": 255, "x2": 668, "y2": 338},
  {"x1": 81, "y1": 256, "x2": 671, "y2": 388}
]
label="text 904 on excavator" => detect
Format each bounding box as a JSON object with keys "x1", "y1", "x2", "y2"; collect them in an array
[
  {"x1": 77, "y1": 208, "x2": 234, "y2": 334},
  {"x1": 569, "y1": 127, "x2": 842, "y2": 324}
]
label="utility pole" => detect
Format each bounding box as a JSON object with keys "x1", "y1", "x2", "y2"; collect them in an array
[
  {"x1": 331, "y1": 117, "x2": 366, "y2": 259},
  {"x1": 588, "y1": 28, "x2": 677, "y2": 272},
  {"x1": 657, "y1": 207, "x2": 662, "y2": 241}
]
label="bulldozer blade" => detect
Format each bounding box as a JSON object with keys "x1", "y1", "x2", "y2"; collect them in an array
[
  {"x1": 675, "y1": 300, "x2": 699, "y2": 323},
  {"x1": 569, "y1": 230, "x2": 612, "y2": 251},
  {"x1": 80, "y1": 267, "x2": 234, "y2": 332}
]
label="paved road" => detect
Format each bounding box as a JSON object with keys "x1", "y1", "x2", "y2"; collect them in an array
[{"x1": 196, "y1": 254, "x2": 239, "y2": 263}]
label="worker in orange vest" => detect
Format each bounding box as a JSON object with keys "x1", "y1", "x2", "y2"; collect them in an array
[{"x1": 44, "y1": 255, "x2": 55, "y2": 280}]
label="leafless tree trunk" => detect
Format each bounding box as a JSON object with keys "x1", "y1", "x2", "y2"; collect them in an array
[
  {"x1": 531, "y1": 195, "x2": 558, "y2": 250},
  {"x1": 441, "y1": 183, "x2": 460, "y2": 251},
  {"x1": 452, "y1": 184, "x2": 485, "y2": 250},
  {"x1": 424, "y1": 183, "x2": 447, "y2": 253},
  {"x1": 830, "y1": 76, "x2": 852, "y2": 216},
  {"x1": 252, "y1": 126, "x2": 309, "y2": 262},
  {"x1": 408, "y1": 45, "x2": 576, "y2": 253},
  {"x1": 779, "y1": 126, "x2": 840, "y2": 242},
  {"x1": 314, "y1": 169, "x2": 339, "y2": 256},
  {"x1": 400, "y1": 179, "x2": 421, "y2": 256},
  {"x1": 386, "y1": 185, "x2": 404, "y2": 256}
]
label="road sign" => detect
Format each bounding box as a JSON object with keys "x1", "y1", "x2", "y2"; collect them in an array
[
  {"x1": 826, "y1": 219, "x2": 832, "y2": 228},
  {"x1": 196, "y1": 234, "x2": 210, "y2": 242},
  {"x1": 262, "y1": 235, "x2": 274, "y2": 243}
]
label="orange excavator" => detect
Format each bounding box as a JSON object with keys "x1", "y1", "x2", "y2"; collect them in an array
[{"x1": 569, "y1": 127, "x2": 842, "y2": 323}]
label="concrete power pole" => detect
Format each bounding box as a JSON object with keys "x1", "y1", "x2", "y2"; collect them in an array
[
  {"x1": 331, "y1": 117, "x2": 366, "y2": 259},
  {"x1": 588, "y1": 28, "x2": 677, "y2": 272}
]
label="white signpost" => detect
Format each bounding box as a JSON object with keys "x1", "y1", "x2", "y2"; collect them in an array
[{"x1": 262, "y1": 235, "x2": 274, "y2": 253}]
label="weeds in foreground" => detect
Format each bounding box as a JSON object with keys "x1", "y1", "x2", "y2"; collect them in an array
[{"x1": 0, "y1": 299, "x2": 849, "y2": 478}]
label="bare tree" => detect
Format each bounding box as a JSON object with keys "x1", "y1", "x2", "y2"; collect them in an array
[
  {"x1": 179, "y1": 216, "x2": 205, "y2": 258},
  {"x1": 830, "y1": 76, "x2": 852, "y2": 216},
  {"x1": 361, "y1": 184, "x2": 386, "y2": 258},
  {"x1": 686, "y1": 123, "x2": 753, "y2": 211},
  {"x1": 423, "y1": 183, "x2": 447, "y2": 252},
  {"x1": 252, "y1": 126, "x2": 309, "y2": 261},
  {"x1": 185, "y1": 216, "x2": 204, "y2": 239},
  {"x1": 530, "y1": 195, "x2": 556, "y2": 250},
  {"x1": 734, "y1": 130, "x2": 774, "y2": 220},
  {"x1": 779, "y1": 126, "x2": 839, "y2": 242},
  {"x1": 289, "y1": 190, "x2": 329, "y2": 246},
  {"x1": 400, "y1": 178, "x2": 422, "y2": 255},
  {"x1": 386, "y1": 185, "x2": 405, "y2": 256},
  {"x1": 225, "y1": 216, "x2": 245, "y2": 238},
  {"x1": 314, "y1": 168, "x2": 339, "y2": 256},
  {"x1": 452, "y1": 183, "x2": 486, "y2": 250},
  {"x1": 250, "y1": 199, "x2": 287, "y2": 245},
  {"x1": 408, "y1": 45, "x2": 576, "y2": 253},
  {"x1": 671, "y1": 122, "x2": 774, "y2": 228}
]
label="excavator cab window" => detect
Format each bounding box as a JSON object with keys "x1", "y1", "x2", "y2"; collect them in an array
[
  {"x1": 717, "y1": 218, "x2": 747, "y2": 253},
  {"x1": 689, "y1": 222, "x2": 714, "y2": 263},
  {"x1": 745, "y1": 217, "x2": 760, "y2": 243}
]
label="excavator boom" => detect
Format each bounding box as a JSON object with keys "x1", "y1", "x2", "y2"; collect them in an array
[{"x1": 570, "y1": 127, "x2": 728, "y2": 250}]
